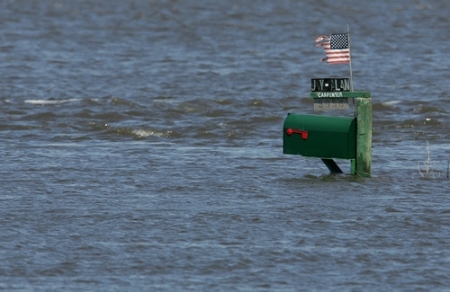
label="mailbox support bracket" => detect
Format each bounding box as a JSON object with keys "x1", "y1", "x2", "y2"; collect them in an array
[{"x1": 321, "y1": 159, "x2": 343, "y2": 174}]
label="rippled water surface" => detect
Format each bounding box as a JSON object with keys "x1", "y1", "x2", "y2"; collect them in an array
[{"x1": 1, "y1": 0, "x2": 450, "y2": 291}]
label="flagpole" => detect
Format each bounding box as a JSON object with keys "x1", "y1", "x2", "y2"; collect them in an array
[{"x1": 347, "y1": 24, "x2": 354, "y2": 91}]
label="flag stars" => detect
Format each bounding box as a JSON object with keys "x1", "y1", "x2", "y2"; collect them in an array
[{"x1": 315, "y1": 32, "x2": 351, "y2": 65}]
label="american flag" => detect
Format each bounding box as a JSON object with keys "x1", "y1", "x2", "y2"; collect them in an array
[{"x1": 315, "y1": 33, "x2": 350, "y2": 65}]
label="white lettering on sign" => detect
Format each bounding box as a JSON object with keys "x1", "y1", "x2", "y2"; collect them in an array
[
  {"x1": 317, "y1": 92, "x2": 344, "y2": 98},
  {"x1": 311, "y1": 78, "x2": 350, "y2": 92},
  {"x1": 314, "y1": 98, "x2": 349, "y2": 111}
]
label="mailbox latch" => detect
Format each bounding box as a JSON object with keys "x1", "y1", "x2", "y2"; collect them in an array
[{"x1": 286, "y1": 128, "x2": 308, "y2": 140}]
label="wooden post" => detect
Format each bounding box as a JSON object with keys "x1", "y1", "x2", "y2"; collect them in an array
[{"x1": 353, "y1": 96, "x2": 372, "y2": 177}]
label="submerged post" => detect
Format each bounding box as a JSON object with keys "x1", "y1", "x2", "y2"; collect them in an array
[{"x1": 352, "y1": 95, "x2": 372, "y2": 177}]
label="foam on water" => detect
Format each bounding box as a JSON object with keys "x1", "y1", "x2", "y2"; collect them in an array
[{"x1": 24, "y1": 99, "x2": 82, "y2": 105}]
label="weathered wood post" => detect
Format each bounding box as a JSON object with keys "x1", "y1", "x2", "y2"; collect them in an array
[{"x1": 352, "y1": 94, "x2": 372, "y2": 177}]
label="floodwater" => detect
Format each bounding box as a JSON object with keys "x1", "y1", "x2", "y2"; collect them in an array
[{"x1": 1, "y1": 0, "x2": 450, "y2": 291}]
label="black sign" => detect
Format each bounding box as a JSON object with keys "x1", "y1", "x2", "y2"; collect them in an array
[{"x1": 311, "y1": 78, "x2": 350, "y2": 92}]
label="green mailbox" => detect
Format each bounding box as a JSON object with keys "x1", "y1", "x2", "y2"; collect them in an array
[{"x1": 283, "y1": 113, "x2": 356, "y2": 159}]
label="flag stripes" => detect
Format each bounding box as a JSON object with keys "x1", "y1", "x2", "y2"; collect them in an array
[{"x1": 316, "y1": 33, "x2": 350, "y2": 65}]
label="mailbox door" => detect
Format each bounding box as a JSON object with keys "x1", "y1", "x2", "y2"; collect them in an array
[{"x1": 283, "y1": 114, "x2": 356, "y2": 159}]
